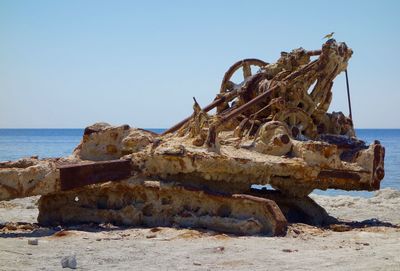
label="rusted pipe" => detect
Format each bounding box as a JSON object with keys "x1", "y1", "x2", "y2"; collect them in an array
[
  {"x1": 306, "y1": 50, "x2": 322, "y2": 56},
  {"x1": 218, "y1": 86, "x2": 278, "y2": 124},
  {"x1": 162, "y1": 90, "x2": 241, "y2": 135},
  {"x1": 162, "y1": 98, "x2": 224, "y2": 135}
]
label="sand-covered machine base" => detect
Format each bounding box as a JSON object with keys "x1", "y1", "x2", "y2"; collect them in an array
[{"x1": 38, "y1": 179, "x2": 287, "y2": 236}]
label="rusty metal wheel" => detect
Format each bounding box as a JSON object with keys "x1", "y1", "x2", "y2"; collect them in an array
[
  {"x1": 273, "y1": 108, "x2": 317, "y2": 140},
  {"x1": 220, "y1": 59, "x2": 268, "y2": 94}
]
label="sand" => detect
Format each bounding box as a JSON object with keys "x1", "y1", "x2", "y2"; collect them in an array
[{"x1": 1, "y1": 189, "x2": 400, "y2": 271}]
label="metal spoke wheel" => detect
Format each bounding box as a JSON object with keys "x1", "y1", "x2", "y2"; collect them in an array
[{"x1": 220, "y1": 59, "x2": 268, "y2": 94}]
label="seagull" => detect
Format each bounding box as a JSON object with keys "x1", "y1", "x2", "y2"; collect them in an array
[{"x1": 322, "y1": 32, "x2": 335, "y2": 39}]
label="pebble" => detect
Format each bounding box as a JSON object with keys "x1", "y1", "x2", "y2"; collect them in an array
[
  {"x1": 61, "y1": 255, "x2": 77, "y2": 269},
  {"x1": 355, "y1": 242, "x2": 370, "y2": 246},
  {"x1": 193, "y1": 261, "x2": 202, "y2": 266},
  {"x1": 4, "y1": 223, "x2": 17, "y2": 231},
  {"x1": 19, "y1": 224, "x2": 35, "y2": 230},
  {"x1": 213, "y1": 246, "x2": 225, "y2": 253},
  {"x1": 146, "y1": 233, "x2": 157, "y2": 239},
  {"x1": 28, "y1": 238, "x2": 38, "y2": 245},
  {"x1": 150, "y1": 227, "x2": 162, "y2": 233},
  {"x1": 329, "y1": 224, "x2": 352, "y2": 232},
  {"x1": 282, "y1": 248, "x2": 298, "y2": 253}
]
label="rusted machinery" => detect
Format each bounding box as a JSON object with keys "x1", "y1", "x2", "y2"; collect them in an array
[{"x1": 0, "y1": 40, "x2": 385, "y2": 236}]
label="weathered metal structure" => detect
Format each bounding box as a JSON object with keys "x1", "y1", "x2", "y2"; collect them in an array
[{"x1": 0, "y1": 40, "x2": 385, "y2": 236}]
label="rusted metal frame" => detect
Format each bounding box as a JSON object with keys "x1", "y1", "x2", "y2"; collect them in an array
[
  {"x1": 58, "y1": 159, "x2": 132, "y2": 191},
  {"x1": 164, "y1": 54, "x2": 320, "y2": 136},
  {"x1": 205, "y1": 59, "x2": 320, "y2": 147},
  {"x1": 162, "y1": 89, "x2": 242, "y2": 135},
  {"x1": 218, "y1": 86, "x2": 277, "y2": 125},
  {"x1": 162, "y1": 97, "x2": 225, "y2": 135},
  {"x1": 245, "y1": 98, "x2": 282, "y2": 137},
  {"x1": 283, "y1": 59, "x2": 319, "y2": 82},
  {"x1": 318, "y1": 134, "x2": 366, "y2": 149},
  {"x1": 250, "y1": 97, "x2": 284, "y2": 120},
  {"x1": 205, "y1": 87, "x2": 278, "y2": 147},
  {"x1": 218, "y1": 60, "x2": 317, "y2": 123},
  {"x1": 317, "y1": 169, "x2": 361, "y2": 181}
]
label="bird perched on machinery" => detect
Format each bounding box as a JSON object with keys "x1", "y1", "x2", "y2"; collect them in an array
[{"x1": 322, "y1": 32, "x2": 335, "y2": 39}]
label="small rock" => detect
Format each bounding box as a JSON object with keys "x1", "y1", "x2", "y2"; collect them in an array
[
  {"x1": 292, "y1": 228, "x2": 301, "y2": 235},
  {"x1": 146, "y1": 233, "x2": 157, "y2": 239},
  {"x1": 53, "y1": 226, "x2": 63, "y2": 231},
  {"x1": 19, "y1": 224, "x2": 35, "y2": 230},
  {"x1": 28, "y1": 238, "x2": 38, "y2": 245},
  {"x1": 330, "y1": 224, "x2": 352, "y2": 232},
  {"x1": 150, "y1": 227, "x2": 162, "y2": 232},
  {"x1": 86, "y1": 246, "x2": 93, "y2": 251},
  {"x1": 193, "y1": 261, "x2": 201, "y2": 266},
  {"x1": 356, "y1": 242, "x2": 370, "y2": 246},
  {"x1": 282, "y1": 248, "x2": 298, "y2": 253},
  {"x1": 61, "y1": 255, "x2": 77, "y2": 269}
]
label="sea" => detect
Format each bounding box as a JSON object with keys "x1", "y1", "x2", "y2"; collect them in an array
[{"x1": 0, "y1": 128, "x2": 398, "y2": 197}]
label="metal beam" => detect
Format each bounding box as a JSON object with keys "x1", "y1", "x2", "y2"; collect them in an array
[{"x1": 58, "y1": 159, "x2": 132, "y2": 191}]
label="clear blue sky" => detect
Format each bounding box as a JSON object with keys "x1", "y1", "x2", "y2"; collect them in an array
[{"x1": 1, "y1": 0, "x2": 399, "y2": 128}]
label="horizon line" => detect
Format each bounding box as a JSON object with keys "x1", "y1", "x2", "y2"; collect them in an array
[{"x1": 1, "y1": 127, "x2": 400, "y2": 130}]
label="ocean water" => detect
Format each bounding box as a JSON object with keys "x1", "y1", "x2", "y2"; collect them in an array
[{"x1": 0, "y1": 128, "x2": 398, "y2": 196}]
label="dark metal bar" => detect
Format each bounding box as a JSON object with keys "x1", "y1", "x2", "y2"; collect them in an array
[
  {"x1": 58, "y1": 159, "x2": 132, "y2": 191},
  {"x1": 345, "y1": 69, "x2": 353, "y2": 120},
  {"x1": 318, "y1": 169, "x2": 361, "y2": 181}
]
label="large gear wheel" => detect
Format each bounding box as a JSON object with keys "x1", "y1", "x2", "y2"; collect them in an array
[{"x1": 273, "y1": 107, "x2": 317, "y2": 140}]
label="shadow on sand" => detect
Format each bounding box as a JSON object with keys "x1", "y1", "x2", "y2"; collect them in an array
[{"x1": 0, "y1": 217, "x2": 398, "y2": 239}]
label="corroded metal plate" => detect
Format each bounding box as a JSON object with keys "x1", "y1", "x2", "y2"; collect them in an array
[{"x1": 58, "y1": 159, "x2": 132, "y2": 191}]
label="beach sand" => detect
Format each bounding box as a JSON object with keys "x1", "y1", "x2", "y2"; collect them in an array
[{"x1": 1, "y1": 189, "x2": 400, "y2": 271}]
